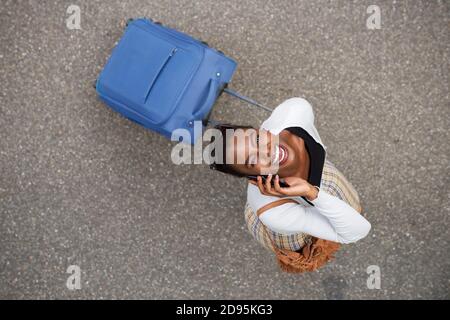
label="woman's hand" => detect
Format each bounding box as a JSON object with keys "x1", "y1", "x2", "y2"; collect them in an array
[{"x1": 249, "y1": 175, "x2": 319, "y2": 201}]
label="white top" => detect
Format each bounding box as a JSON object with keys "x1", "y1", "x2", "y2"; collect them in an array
[{"x1": 246, "y1": 98, "x2": 371, "y2": 244}]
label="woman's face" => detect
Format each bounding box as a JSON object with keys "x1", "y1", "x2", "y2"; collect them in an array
[{"x1": 227, "y1": 128, "x2": 300, "y2": 177}]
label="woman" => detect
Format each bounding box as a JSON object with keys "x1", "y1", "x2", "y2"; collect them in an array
[{"x1": 210, "y1": 97, "x2": 371, "y2": 272}]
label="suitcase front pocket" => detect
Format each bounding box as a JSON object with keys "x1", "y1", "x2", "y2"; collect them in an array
[
  {"x1": 98, "y1": 23, "x2": 202, "y2": 125},
  {"x1": 99, "y1": 26, "x2": 186, "y2": 123},
  {"x1": 143, "y1": 47, "x2": 177, "y2": 103}
]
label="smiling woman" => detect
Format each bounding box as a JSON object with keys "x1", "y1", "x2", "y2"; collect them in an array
[
  {"x1": 211, "y1": 124, "x2": 313, "y2": 180},
  {"x1": 209, "y1": 97, "x2": 371, "y2": 273}
]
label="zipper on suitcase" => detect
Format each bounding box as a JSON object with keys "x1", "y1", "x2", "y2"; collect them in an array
[{"x1": 143, "y1": 47, "x2": 178, "y2": 103}]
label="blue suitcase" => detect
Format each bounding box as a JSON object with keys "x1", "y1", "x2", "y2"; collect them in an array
[{"x1": 96, "y1": 18, "x2": 270, "y2": 144}]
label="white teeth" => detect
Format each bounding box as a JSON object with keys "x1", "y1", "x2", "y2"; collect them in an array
[
  {"x1": 271, "y1": 145, "x2": 287, "y2": 165},
  {"x1": 272, "y1": 146, "x2": 279, "y2": 164},
  {"x1": 279, "y1": 146, "x2": 286, "y2": 164}
]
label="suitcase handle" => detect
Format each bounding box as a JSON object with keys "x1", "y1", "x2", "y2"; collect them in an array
[
  {"x1": 204, "y1": 86, "x2": 272, "y2": 127},
  {"x1": 222, "y1": 88, "x2": 272, "y2": 112}
]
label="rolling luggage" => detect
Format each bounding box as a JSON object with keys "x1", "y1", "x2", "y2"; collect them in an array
[{"x1": 95, "y1": 18, "x2": 270, "y2": 144}]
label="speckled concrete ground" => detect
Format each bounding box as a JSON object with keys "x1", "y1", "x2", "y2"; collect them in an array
[{"x1": 0, "y1": 0, "x2": 449, "y2": 299}]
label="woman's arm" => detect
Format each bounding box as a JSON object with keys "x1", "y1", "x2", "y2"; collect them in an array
[{"x1": 247, "y1": 176, "x2": 371, "y2": 243}]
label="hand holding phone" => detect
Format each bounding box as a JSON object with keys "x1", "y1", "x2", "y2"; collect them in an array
[{"x1": 249, "y1": 175, "x2": 318, "y2": 201}]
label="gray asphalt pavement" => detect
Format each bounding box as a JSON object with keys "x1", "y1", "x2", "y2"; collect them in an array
[{"x1": 0, "y1": 0, "x2": 449, "y2": 299}]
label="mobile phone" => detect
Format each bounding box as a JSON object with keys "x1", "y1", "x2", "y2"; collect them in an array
[{"x1": 247, "y1": 175, "x2": 290, "y2": 188}]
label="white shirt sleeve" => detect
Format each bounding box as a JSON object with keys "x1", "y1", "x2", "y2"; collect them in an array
[{"x1": 247, "y1": 184, "x2": 371, "y2": 244}]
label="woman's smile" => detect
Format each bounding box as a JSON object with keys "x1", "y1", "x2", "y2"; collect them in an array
[
  {"x1": 271, "y1": 143, "x2": 289, "y2": 166},
  {"x1": 277, "y1": 144, "x2": 289, "y2": 166}
]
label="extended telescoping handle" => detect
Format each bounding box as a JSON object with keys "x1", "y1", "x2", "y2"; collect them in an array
[
  {"x1": 204, "y1": 86, "x2": 273, "y2": 127},
  {"x1": 222, "y1": 88, "x2": 273, "y2": 112}
]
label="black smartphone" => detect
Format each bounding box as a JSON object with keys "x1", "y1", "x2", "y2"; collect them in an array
[{"x1": 247, "y1": 175, "x2": 290, "y2": 188}]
